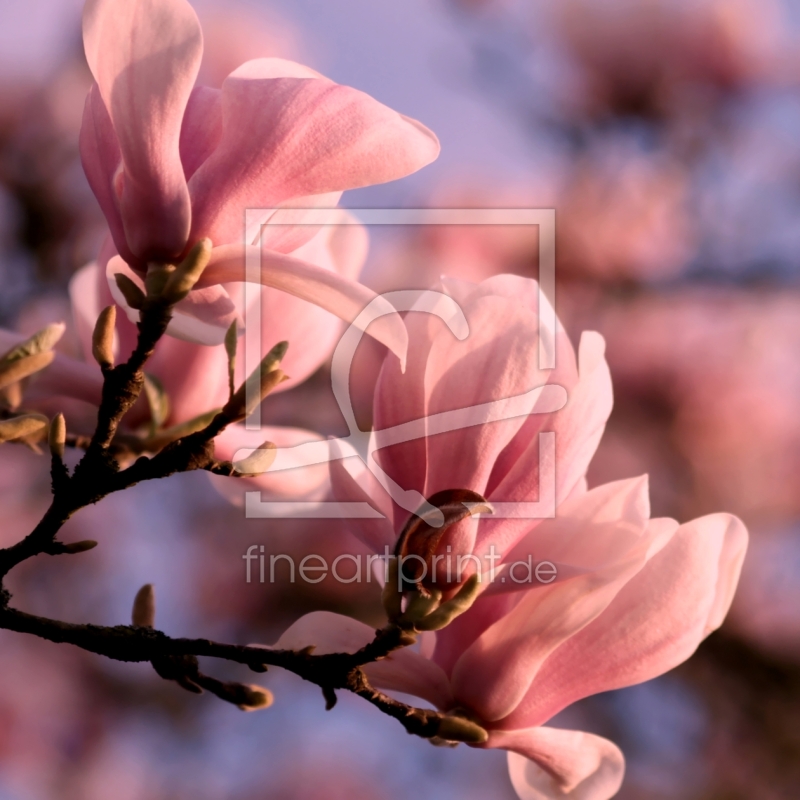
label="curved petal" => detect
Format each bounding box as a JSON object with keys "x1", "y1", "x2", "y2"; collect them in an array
[
  {"x1": 197, "y1": 244, "x2": 408, "y2": 366},
  {"x1": 270, "y1": 611, "x2": 453, "y2": 710},
  {"x1": 188, "y1": 57, "x2": 439, "y2": 246},
  {"x1": 450, "y1": 478, "x2": 654, "y2": 722},
  {"x1": 477, "y1": 331, "x2": 612, "y2": 559},
  {"x1": 328, "y1": 441, "x2": 396, "y2": 554},
  {"x1": 83, "y1": 0, "x2": 203, "y2": 259},
  {"x1": 487, "y1": 727, "x2": 624, "y2": 800},
  {"x1": 79, "y1": 85, "x2": 138, "y2": 267},
  {"x1": 502, "y1": 513, "x2": 748, "y2": 729},
  {"x1": 179, "y1": 85, "x2": 222, "y2": 180}
]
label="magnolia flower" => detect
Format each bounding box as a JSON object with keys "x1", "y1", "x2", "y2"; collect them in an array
[
  {"x1": 299, "y1": 273, "x2": 750, "y2": 799},
  {"x1": 79, "y1": 0, "x2": 439, "y2": 354},
  {"x1": 329, "y1": 274, "x2": 612, "y2": 576},
  {"x1": 275, "y1": 494, "x2": 746, "y2": 799}
]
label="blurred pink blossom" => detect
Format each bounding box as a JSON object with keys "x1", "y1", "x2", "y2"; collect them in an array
[{"x1": 550, "y1": 0, "x2": 788, "y2": 119}]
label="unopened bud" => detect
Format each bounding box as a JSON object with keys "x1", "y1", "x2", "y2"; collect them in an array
[
  {"x1": 435, "y1": 714, "x2": 489, "y2": 744},
  {"x1": 0, "y1": 414, "x2": 49, "y2": 443},
  {"x1": 91, "y1": 306, "x2": 117, "y2": 368},
  {"x1": 236, "y1": 684, "x2": 274, "y2": 712},
  {"x1": 114, "y1": 273, "x2": 146, "y2": 310},
  {"x1": 49, "y1": 413, "x2": 66, "y2": 460},
  {"x1": 0, "y1": 351, "x2": 55, "y2": 392},
  {"x1": 0, "y1": 322, "x2": 65, "y2": 362},
  {"x1": 415, "y1": 574, "x2": 482, "y2": 632},
  {"x1": 233, "y1": 441, "x2": 277, "y2": 476},
  {"x1": 62, "y1": 540, "x2": 98, "y2": 554},
  {"x1": 162, "y1": 238, "x2": 213, "y2": 304},
  {"x1": 131, "y1": 583, "x2": 156, "y2": 628},
  {"x1": 222, "y1": 341, "x2": 289, "y2": 422}
]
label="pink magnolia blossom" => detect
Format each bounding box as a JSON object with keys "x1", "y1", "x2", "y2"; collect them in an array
[
  {"x1": 79, "y1": 0, "x2": 439, "y2": 355},
  {"x1": 275, "y1": 493, "x2": 745, "y2": 799},
  {"x1": 288, "y1": 273, "x2": 750, "y2": 799},
  {"x1": 330, "y1": 273, "x2": 611, "y2": 574}
]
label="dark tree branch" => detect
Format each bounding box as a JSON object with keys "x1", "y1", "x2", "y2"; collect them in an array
[{"x1": 0, "y1": 276, "x2": 486, "y2": 745}]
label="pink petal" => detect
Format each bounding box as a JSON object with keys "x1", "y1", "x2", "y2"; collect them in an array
[
  {"x1": 82, "y1": 0, "x2": 203, "y2": 259},
  {"x1": 241, "y1": 214, "x2": 369, "y2": 391},
  {"x1": 488, "y1": 727, "x2": 624, "y2": 800},
  {"x1": 449, "y1": 478, "x2": 654, "y2": 722},
  {"x1": 477, "y1": 332, "x2": 612, "y2": 559},
  {"x1": 419, "y1": 295, "x2": 555, "y2": 558},
  {"x1": 270, "y1": 611, "x2": 454, "y2": 709},
  {"x1": 197, "y1": 243, "x2": 408, "y2": 366},
  {"x1": 188, "y1": 57, "x2": 439, "y2": 246},
  {"x1": 79, "y1": 85, "x2": 138, "y2": 267},
  {"x1": 248, "y1": 193, "x2": 344, "y2": 256},
  {"x1": 502, "y1": 514, "x2": 747, "y2": 730},
  {"x1": 372, "y1": 302, "x2": 454, "y2": 517},
  {"x1": 328, "y1": 442, "x2": 396, "y2": 554},
  {"x1": 179, "y1": 86, "x2": 223, "y2": 180}
]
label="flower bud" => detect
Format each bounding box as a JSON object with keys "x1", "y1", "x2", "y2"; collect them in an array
[
  {"x1": 435, "y1": 714, "x2": 489, "y2": 744},
  {"x1": 222, "y1": 341, "x2": 289, "y2": 422},
  {"x1": 0, "y1": 322, "x2": 65, "y2": 362},
  {"x1": 0, "y1": 351, "x2": 55, "y2": 392},
  {"x1": 131, "y1": 584, "x2": 156, "y2": 628},
  {"x1": 49, "y1": 413, "x2": 66, "y2": 460},
  {"x1": 236, "y1": 684, "x2": 274, "y2": 712},
  {"x1": 161, "y1": 238, "x2": 213, "y2": 304},
  {"x1": 61, "y1": 540, "x2": 98, "y2": 555},
  {"x1": 91, "y1": 306, "x2": 117, "y2": 369},
  {"x1": 0, "y1": 414, "x2": 49, "y2": 444},
  {"x1": 233, "y1": 442, "x2": 277, "y2": 476},
  {"x1": 114, "y1": 273, "x2": 146, "y2": 310}
]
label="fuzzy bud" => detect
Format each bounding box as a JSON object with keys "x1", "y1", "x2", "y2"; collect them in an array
[
  {"x1": 62, "y1": 540, "x2": 98, "y2": 555},
  {"x1": 233, "y1": 442, "x2": 277, "y2": 476},
  {"x1": 131, "y1": 584, "x2": 156, "y2": 628},
  {"x1": 91, "y1": 306, "x2": 117, "y2": 368},
  {"x1": 0, "y1": 414, "x2": 49, "y2": 443},
  {"x1": 161, "y1": 239, "x2": 213, "y2": 304},
  {"x1": 236, "y1": 684, "x2": 274, "y2": 712},
  {"x1": 223, "y1": 341, "x2": 289, "y2": 422},
  {"x1": 49, "y1": 413, "x2": 66, "y2": 460},
  {"x1": 435, "y1": 714, "x2": 489, "y2": 744},
  {"x1": 0, "y1": 351, "x2": 55, "y2": 392}
]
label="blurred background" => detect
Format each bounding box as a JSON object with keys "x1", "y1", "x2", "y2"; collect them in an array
[{"x1": 1, "y1": 0, "x2": 800, "y2": 797}]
